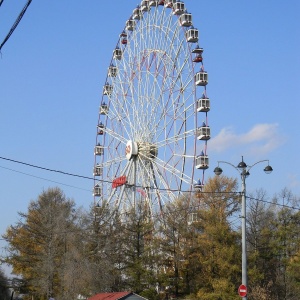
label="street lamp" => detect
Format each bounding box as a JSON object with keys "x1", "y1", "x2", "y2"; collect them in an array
[{"x1": 213, "y1": 156, "x2": 273, "y2": 300}]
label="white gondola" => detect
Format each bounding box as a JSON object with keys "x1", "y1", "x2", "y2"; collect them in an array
[
  {"x1": 188, "y1": 212, "x2": 199, "y2": 225},
  {"x1": 186, "y1": 27, "x2": 199, "y2": 43},
  {"x1": 126, "y1": 19, "x2": 136, "y2": 31},
  {"x1": 113, "y1": 48, "x2": 122, "y2": 60},
  {"x1": 97, "y1": 122, "x2": 105, "y2": 135},
  {"x1": 179, "y1": 12, "x2": 193, "y2": 27},
  {"x1": 195, "y1": 153, "x2": 209, "y2": 169},
  {"x1": 164, "y1": 0, "x2": 176, "y2": 8},
  {"x1": 132, "y1": 7, "x2": 143, "y2": 20},
  {"x1": 108, "y1": 65, "x2": 117, "y2": 77},
  {"x1": 93, "y1": 184, "x2": 102, "y2": 197},
  {"x1": 195, "y1": 71, "x2": 208, "y2": 86},
  {"x1": 94, "y1": 144, "x2": 104, "y2": 156},
  {"x1": 93, "y1": 165, "x2": 103, "y2": 176},
  {"x1": 103, "y1": 83, "x2": 113, "y2": 95},
  {"x1": 149, "y1": 0, "x2": 159, "y2": 7},
  {"x1": 194, "y1": 179, "x2": 203, "y2": 191},
  {"x1": 141, "y1": 0, "x2": 150, "y2": 11},
  {"x1": 173, "y1": 1, "x2": 185, "y2": 15},
  {"x1": 100, "y1": 103, "x2": 108, "y2": 115},
  {"x1": 197, "y1": 97, "x2": 210, "y2": 112},
  {"x1": 196, "y1": 125, "x2": 211, "y2": 140}
]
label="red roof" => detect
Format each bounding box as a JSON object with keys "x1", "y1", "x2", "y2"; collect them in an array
[{"x1": 88, "y1": 292, "x2": 132, "y2": 300}]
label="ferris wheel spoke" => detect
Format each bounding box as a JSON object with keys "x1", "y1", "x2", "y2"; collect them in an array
[
  {"x1": 109, "y1": 88, "x2": 136, "y2": 139},
  {"x1": 155, "y1": 128, "x2": 195, "y2": 149},
  {"x1": 154, "y1": 114, "x2": 192, "y2": 142},
  {"x1": 153, "y1": 156, "x2": 193, "y2": 185},
  {"x1": 101, "y1": 156, "x2": 126, "y2": 169},
  {"x1": 106, "y1": 159, "x2": 133, "y2": 205},
  {"x1": 149, "y1": 161, "x2": 167, "y2": 211},
  {"x1": 180, "y1": 74, "x2": 195, "y2": 93},
  {"x1": 150, "y1": 160, "x2": 182, "y2": 202},
  {"x1": 171, "y1": 45, "x2": 192, "y2": 90},
  {"x1": 103, "y1": 127, "x2": 128, "y2": 145},
  {"x1": 149, "y1": 161, "x2": 174, "y2": 192},
  {"x1": 135, "y1": 157, "x2": 170, "y2": 209}
]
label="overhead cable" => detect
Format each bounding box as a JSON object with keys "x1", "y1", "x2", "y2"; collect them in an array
[
  {"x1": 0, "y1": 165, "x2": 91, "y2": 192},
  {"x1": 2, "y1": 155, "x2": 300, "y2": 212},
  {"x1": 0, "y1": 156, "x2": 94, "y2": 180},
  {"x1": 0, "y1": 0, "x2": 32, "y2": 51}
]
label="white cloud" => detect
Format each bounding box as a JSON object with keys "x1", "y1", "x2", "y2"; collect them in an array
[
  {"x1": 287, "y1": 173, "x2": 300, "y2": 189},
  {"x1": 209, "y1": 123, "x2": 286, "y2": 156}
]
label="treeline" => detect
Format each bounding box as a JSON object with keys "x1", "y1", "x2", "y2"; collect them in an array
[
  {"x1": 0, "y1": 268, "x2": 11, "y2": 299},
  {"x1": 2, "y1": 176, "x2": 300, "y2": 300}
]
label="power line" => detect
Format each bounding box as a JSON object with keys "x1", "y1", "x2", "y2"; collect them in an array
[
  {"x1": 0, "y1": 165, "x2": 91, "y2": 192},
  {"x1": 0, "y1": 155, "x2": 240, "y2": 193},
  {"x1": 1, "y1": 155, "x2": 300, "y2": 213},
  {"x1": 0, "y1": 156, "x2": 94, "y2": 180},
  {"x1": 248, "y1": 195, "x2": 300, "y2": 211},
  {"x1": 0, "y1": 0, "x2": 32, "y2": 51}
]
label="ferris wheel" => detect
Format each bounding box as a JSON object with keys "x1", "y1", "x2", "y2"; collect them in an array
[{"x1": 93, "y1": 0, "x2": 210, "y2": 216}]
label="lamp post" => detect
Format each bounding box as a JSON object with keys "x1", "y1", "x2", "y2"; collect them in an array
[{"x1": 213, "y1": 156, "x2": 273, "y2": 300}]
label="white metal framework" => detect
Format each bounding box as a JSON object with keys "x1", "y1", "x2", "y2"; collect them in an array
[{"x1": 94, "y1": 1, "x2": 210, "y2": 216}]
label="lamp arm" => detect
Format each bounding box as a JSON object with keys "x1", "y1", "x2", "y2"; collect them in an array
[
  {"x1": 217, "y1": 161, "x2": 240, "y2": 173},
  {"x1": 247, "y1": 159, "x2": 270, "y2": 172}
]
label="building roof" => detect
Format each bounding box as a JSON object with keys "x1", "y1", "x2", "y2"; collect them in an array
[{"x1": 88, "y1": 292, "x2": 132, "y2": 300}]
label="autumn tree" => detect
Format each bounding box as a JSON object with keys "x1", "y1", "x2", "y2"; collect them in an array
[
  {"x1": 193, "y1": 176, "x2": 241, "y2": 300},
  {"x1": 2, "y1": 187, "x2": 85, "y2": 300}
]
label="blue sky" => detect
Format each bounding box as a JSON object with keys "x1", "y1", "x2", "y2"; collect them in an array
[{"x1": 0, "y1": 0, "x2": 300, "y2": 273}]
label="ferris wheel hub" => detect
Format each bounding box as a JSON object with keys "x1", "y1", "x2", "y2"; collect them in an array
[
  {"x1": 125, "y1": 140, "x2": 158, "y2": 160},
  {"x1": 125, "y1": 140, "x2": 138, "y2": 160},
  {"x1": 138, "y1": 142, "x2": 158, "y2": 160}
]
